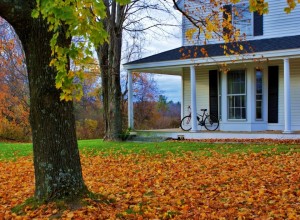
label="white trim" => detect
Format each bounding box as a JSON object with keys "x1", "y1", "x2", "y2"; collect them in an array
[
  {"x1": 283, "y1": 58, "x2": 292, "y2": 133},
  {"x1": 123, "y1": 48, "x2": 300, "y2": 72},
  {"x1": 180, "y1": 71, "x2": 184, "y2": 120},
  {"x1": 127, "y1": 71, "x2": 134, "y2": 129},
  {"x1": 221, "y1": 71, "x2": 227, "y2": 124},
  {"x1": 190, "y1": 65, "x2": 198, "y2": 132}
]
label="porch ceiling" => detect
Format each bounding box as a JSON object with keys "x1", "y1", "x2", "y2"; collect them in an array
[{"x1": 130, "y1": 66, "x2": 183, "y2": 75}]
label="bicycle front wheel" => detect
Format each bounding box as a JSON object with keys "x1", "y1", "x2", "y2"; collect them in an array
[
  {"x1": 204, "y1": 115, "x2": 219, "y2": 131},
  {"x1": 180, "y1": 116, "x2": 192, "y2": 131}
]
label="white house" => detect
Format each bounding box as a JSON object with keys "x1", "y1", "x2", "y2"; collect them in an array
[{"x1": 123, "y1": 0, "x2": 300, "y2": 133}]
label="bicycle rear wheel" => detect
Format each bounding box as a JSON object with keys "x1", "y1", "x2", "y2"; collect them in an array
[
  {"x1": 204, "y1": 115, "x2": 219, "y2": 131},
  {"x1": 180, "y1": 116, "x2": 192, "y2": 131}
]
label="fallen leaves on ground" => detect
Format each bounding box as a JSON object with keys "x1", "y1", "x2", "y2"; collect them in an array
[
  {"x1": 1, "y1": 151, "x2": 300, "y2": 219},
  {"x1": 170, "y1": 138, "x2": 300, "y2": 144}
]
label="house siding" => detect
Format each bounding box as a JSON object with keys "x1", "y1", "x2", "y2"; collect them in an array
[
  {"x1": 182, "y1": 66, "x2": 210, "y2": 117},
  {"x1": 182, "y1": 0, "x2": 300, "y2": 46},
  {"x1": 290, "y1": 59, "x2": 300, "y2": 129}
]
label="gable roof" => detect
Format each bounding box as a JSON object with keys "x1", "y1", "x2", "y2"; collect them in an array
[{"x1": 124, "y1": 35, "x2": 300, "y2": 66}]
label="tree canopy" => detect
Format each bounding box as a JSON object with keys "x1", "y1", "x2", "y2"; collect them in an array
[{"x1": 32, "y1": 0, "x2": 130, "y2": 101}]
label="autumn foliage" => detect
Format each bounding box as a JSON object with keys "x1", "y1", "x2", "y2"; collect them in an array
[
  {"x1": 0, "y1": 18, "x2": 30, "y2": 141},
  {"x1": 1, "y1": 149, "x2": 299, "y2": 219}
]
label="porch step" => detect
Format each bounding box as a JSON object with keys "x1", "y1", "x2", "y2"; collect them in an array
[{"x1": 127, "y1": 134, "x2": 168, "y2": 142}]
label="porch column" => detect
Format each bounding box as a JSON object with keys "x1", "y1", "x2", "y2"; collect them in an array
[
  {"x1": 128, "y1": 70, "x2": 134, "y2": 129},
  {"x1": 190, "y1": 65, "x2": 198, "y2": 132},
  {"x1": 180, "y1": 73, "x2": 184, "y2": 120},
  {"x1": 283, "y1": 58, "x2": 292, "y2": 133}
]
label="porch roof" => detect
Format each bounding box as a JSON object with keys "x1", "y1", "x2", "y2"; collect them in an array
[{"x1": 124, "y1": 35, "x2": 300, "y2": 71}]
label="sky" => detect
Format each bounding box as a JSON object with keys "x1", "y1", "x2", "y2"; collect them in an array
[
  {"x1": 119, "y1": 0, "x2": 183, "y2": 103},
  {"x1": 136, "y1": 4, "x2": 183, "y2": 103}
]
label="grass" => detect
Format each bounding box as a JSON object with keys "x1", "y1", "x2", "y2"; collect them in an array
[
  {"x1": 0, "y1": 139, "x2": 299, "y2": 161},
  {"x1": 0, "y1": 142, "x2": 33, "y2": 160}
]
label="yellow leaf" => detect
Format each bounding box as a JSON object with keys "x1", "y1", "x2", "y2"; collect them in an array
[{"x1": 185, "y1": 28, "x2": 197, "y2": 40}]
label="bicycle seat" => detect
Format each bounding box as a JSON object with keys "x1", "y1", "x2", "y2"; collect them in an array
[{"x1": 200, "y1": 109, "x2": 207, "y2": 111}]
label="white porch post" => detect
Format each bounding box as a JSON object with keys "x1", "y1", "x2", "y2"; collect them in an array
[
  {"x1": 190, "y1": 65, "x2": 198, "y2": 132},
  {"x1": 180, "y1": 73, "x2": 184, "y2": 120},
  {"x1": 283, "y1": 58, "x2": 292, "y2": 133},
  {"x1": 221, "y1": 71, "x2": 227, "y2": 125},
  {"x1": 128, "y1": 70, "x2": 134, "y2": 129}
]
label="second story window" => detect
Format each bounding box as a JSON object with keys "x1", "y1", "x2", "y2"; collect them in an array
[
  {"x1": 232, "y1": 2, "x2": 252, "y2": 36},
  {"x1": 223, "y1": 2, "x2": 263, "y2": 37}
]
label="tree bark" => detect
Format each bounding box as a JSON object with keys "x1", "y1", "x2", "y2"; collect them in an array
[
  {"x1": 96, "y1": 0, "x2": 125, "y2": 141},
  {"x1": 97, "y1": 40, "x2": 112, "y2": 140},
  {"x1": 0, "y1": 1, "x2": 86, "y2": 201}
]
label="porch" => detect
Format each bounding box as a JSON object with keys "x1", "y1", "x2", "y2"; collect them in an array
[
  {"x1": 132, "y1": 129, "x2": 300, "y2": 141},
  {"x1": 124, "y1": 35, "x2": 300, "y2": 134}
]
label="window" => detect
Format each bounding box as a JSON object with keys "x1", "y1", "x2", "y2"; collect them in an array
[
  {"x1": 227, "y1": 70, "x2": 246, "y2": 119},
  {"x1": 256, "y1": 70, "x2": 263, "y2": 120},
  {"x1": 232, "y1": 2, "x2": 252, "y2": 36}
]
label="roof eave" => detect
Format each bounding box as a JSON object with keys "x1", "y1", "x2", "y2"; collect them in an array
[{"x1": 123, "y1": 48, "x2": 300, "y2": 72}]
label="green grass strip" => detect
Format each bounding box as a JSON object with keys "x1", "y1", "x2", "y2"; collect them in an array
[{"x1": 0, "y1": 139, "x2": 299, "y2": 161}]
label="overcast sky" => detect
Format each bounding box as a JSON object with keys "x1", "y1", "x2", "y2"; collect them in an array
[
  {"x1": 149, "y1": 37, "x2": 182, "y2": 103},
  {"x1": 121, "y1": 0, "x2": 183, "y2": 103},
  {"x1": 140, "y1": 6, "x2": 182, "y2": 103}
]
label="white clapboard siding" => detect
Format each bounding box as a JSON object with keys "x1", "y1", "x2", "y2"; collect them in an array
[
  {"x1": 181, "y1": 0, "x2": 223, "y2": 46},
  {"x1": 181, "y1": 0, "x2": 300, "y2": 46},
  {"x1": 267, "y1": 58, "x2": 300, "y2": 129},
  {"x1": 290, "y1": 59, "x2": 300, "y2": 128},
  {"x1": 182, "y1": 66, "x2": 211, "y2": 117}
]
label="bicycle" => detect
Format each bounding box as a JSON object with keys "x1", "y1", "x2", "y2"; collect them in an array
[{"x1": 180, "y1": 106, "x2": 219, "y2": 131}]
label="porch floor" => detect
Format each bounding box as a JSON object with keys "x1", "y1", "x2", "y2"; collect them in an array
[{"x1": 134, "y1": 128, "x2": 300, "y2": 140}]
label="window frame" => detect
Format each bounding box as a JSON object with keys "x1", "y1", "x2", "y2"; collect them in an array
[{"x1": 227, "y1": 69, "x2": 247, "y2": 120}]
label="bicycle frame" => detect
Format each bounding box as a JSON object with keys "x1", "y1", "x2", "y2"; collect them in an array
[
  {"x1": 186, "y1": 106, "x2": 206, "y2": 124},
  {"x1": 181, "y1": 106, "x2": 219, "y2": 131}
]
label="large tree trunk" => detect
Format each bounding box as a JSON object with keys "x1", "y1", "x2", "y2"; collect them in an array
[
  {"x1": 97, "y1": 40, "x2": 112, "y2": 140},
  {"x1": 111, "y1": 25, "x2": 123, "y2": 140},
  {"x1": 0, "y1": 1, "x2": 86, "y2": 201}
]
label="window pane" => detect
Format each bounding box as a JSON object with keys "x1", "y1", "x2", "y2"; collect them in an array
[
  {"x1": 256, "y1": 107, "x2": 262, "y2": 119},
  {"x1": 256, "y1": 95, "x2": 262, "y2": 100},
  {"x1": 256, "y1": 71, "x2": 263, "y2": 94},
  {"x1": 227, "y1": 70, "x2": 245, "y2": 94},
  {"x1": 235, "y1": 108, "x2": 241, "y2": 119},
  {"x1": 256, "y1": 100, "x2": 262, "y2": 108},
  {"x1": 233, "y1": 3, "x2": 252, "y2": 36},
  {"x1": 242, "y1": 108, "x2": 246, "y2": 119}
]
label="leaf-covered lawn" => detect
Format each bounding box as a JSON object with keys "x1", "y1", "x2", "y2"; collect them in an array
[{"x1": 1, "y1": 151, "x2": 300, "y2": 219}]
